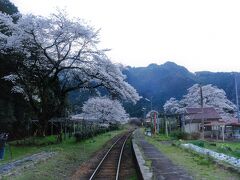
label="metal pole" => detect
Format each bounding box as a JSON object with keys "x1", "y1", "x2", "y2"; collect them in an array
[{"x1": 235, "y1": 73, "x2": 240, "y2": 122}]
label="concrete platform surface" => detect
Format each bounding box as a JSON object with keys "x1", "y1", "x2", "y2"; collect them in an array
[{"x1": 134, "y1": 129, "x2": 193, "y2": 180}]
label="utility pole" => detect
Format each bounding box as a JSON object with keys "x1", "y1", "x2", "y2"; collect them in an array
[
  {"x1": 200, "y1": 84, "x2": 204, "y2": 140},
  {"x1": 145, "y1": 97, "x2": 153, "y2": 111},
  {"x1": 142, "y1": 107, "x2": 146, "y2": 122},
  {"x1": 235, "y1": 73, "x2": 240, "y2": 123},
  {"x1": 151, "y1": 96, "x2": 153, "y2": 111}
]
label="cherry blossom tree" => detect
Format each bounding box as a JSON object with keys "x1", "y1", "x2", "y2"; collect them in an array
[
  {"x1": 164, "y1": 84, "x2": 237, "y2": 118},
  {"x1": 163, "y1": 98, "x2": 181, "y2": 114},
  {"x1": 0, "y1": 11, "x2": 140, "y2": 135},
  {"x1": 82, "y1": 97, "x2": 129, "y2": 124}
]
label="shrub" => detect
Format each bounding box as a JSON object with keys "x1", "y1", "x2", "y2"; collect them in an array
[
  {"x1": 233, "y1": 148, "x2": 240, "y2": 158},
  {"x1": 217, "y1": 145, "x2": 232, "y2": 153},
  {"x1": 209, "y1": 143, "x2": 217, "y2": 146},
  {"x1": 190, "y1": 132, "x2": 201, "y2": 140},
  {"x1": 170, "y1": 130, "x2": 189, "y2": 140},
  {"x1": 109, "y1": 123, "x2": 120, "y2": 131},
  {"x1": 172, "y1": 140, "x2": 181, "y2": 147},
  {"x1": 191, "y1": 140, "x2": 205, "y2": 147},
  {"x1": 154, "y1": 134, "x2": 173, "y2": 141},
  {"x1": 74, "y1": 127, "x2": 109, "y2": 142},
  {"x1": 74, "y1": 122, "x2": 121, "y2": 142},
  {"x1": 12, "y1": 135, "x2": 58, "y2": 146}
]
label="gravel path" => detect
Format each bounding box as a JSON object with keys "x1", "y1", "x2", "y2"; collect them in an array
[
  {"x1": 0, "y1": 151, "x2": 56, "y2": 178},
  {"x1": 134, "y1": 129, "x2": 193, "y2": 180}
]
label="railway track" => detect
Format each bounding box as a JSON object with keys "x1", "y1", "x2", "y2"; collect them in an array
[{"x1": 89, "y1": 132, "x2": 132, "y2": 180}]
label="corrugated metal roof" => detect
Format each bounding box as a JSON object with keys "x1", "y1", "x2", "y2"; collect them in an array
[{"x1": 220, "y1": 118, "x2": 240, "y2": 126}]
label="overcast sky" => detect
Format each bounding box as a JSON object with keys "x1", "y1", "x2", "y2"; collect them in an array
[{"x1": 11, "y1": 0, "x2": 240, "y2": 72}]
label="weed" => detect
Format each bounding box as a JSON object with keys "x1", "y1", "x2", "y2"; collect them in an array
[
  {"x1": 145, "y1": 159, "x2": 152, "y2": 167},
  {"x1": 191, "y1": 140, "x2": 205, "y2": 147}
]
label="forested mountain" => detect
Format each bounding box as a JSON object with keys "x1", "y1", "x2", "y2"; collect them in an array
[
  {"x1": 123, "y1": 62, "x2": 240, "y2": 117},
  {"x1": 0, "y1": 0, "x2": 18, "y2": 15},
  {"x1": 123, "y1": 62, "x2": 195, "y2": 110},
  {"x1": 68, "y1": 61, "x2": 240, "y2": 117},
  {"x1": 195, "y1": 71, "x2": 237, "y2": 102}
]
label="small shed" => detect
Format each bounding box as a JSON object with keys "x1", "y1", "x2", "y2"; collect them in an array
[
  {"x1": 219, "y1": 118, "x2": 240, "y2": 139},
  {"x1": 183, "y1": 107, "x2": 222, "y2": 133},
  {"x1": 204, "y1": 118, "x2": 240, "y2": 140}
]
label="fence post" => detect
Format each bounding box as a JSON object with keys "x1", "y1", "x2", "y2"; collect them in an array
[
  {"x1": 165, "y1": 120, "x2": 168, "y2": 137},
  {"x1": 51, "y1": 119, "x2": 53, "y2": 135}
]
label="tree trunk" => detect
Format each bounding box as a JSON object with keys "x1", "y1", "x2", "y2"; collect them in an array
[{"x1": 37, "y1": 116, "x2": 49, "y2": 137}]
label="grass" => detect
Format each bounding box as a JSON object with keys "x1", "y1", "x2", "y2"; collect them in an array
[
  {"x1": 0, "y1": 135, "x2": 60, "y2": 165},
  {"x1": 153, "y1": 130, "x2": 240, "y2": 159},
  {"x1": 185, "y1": 140, "x2": 240, "y2": 158},
  {"x1": 151, "y1": 133, "x2": 174, "y2": 141},
  {"x1": 144, "y1": 159, "x2": 152, "y2": 167},
  {"x1": 205, "y1": 141, "x2": 240, "y2": 158},
  {"x1": 1, "y1": 129, "x2": 125, "y2": 179},
  {"x1": 128, "y1": 175, "x2": 138, "y2": 180},
  {"x1": 124, "y1": 139, "x2": 139, "y2": 180},
  {"x1": 1, "y1": 144, "x2": 42, "y2": 165},
  {"x1": 13, "y1": 135, "x2": 58, "y2": 146},
  {"x1": 144, "y1": 135, "x2": 240, "y2": 180}
]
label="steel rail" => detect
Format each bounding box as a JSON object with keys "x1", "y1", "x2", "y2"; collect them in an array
[
  {"x1": 115, "y1": 133, "x2": 131, "y2": 180},
  {"x1": 89, "y1": 135, "x2": 124, "y2": 180}
]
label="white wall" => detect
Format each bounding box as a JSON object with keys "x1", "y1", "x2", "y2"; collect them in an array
[{"x1": 184, "y1": 123, "x2": 200, "y2": 133}]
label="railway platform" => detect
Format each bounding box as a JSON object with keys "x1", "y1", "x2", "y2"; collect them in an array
[{"x1": 133, "y1": 129, "x2": 193, "y2": 180}]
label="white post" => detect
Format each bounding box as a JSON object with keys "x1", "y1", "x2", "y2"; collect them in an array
[
  {"x1": 222, "y1": 125, "x2": 225, "y2": 142},
  {"x1": 73, "y1": 122, "x2": 76, "y2": 134},
  {"x1": 157, "y1": 117, "x2": 160, "y2": 133},
  {"x1": 165, "y1": 120, "x2": 168, "y2": 137}
]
